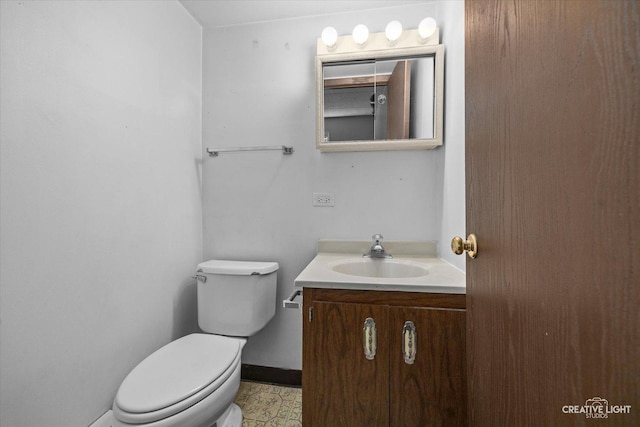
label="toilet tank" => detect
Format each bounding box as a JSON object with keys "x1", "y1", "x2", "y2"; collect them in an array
[{"x1": 196, "y1": 260, "x2": 279, "y2": 337}]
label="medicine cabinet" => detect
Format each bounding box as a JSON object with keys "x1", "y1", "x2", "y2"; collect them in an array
[{"x1": 316, "y1": 29, "x2": 444, "y2": 152}]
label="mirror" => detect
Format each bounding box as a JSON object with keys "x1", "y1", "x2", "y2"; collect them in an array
[{"x1": 316, "y1": 30, "x2": 444, "y2": 152}]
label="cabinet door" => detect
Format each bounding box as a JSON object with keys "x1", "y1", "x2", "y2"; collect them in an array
[
  {"x1": 304, "y1": 301, "x2": 389, "y2": 426},
  {"x1": 390, "y1": 307, "x2": 467, "y2": 426}
]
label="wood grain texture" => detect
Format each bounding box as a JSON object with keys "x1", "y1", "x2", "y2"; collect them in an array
[
  {"x1": 466, "y1": 0, "x2": 639, "y2": 425},
  {"x1": 387, "y1": 60, "x2": 411, "y2": 139},
  {"x1": 303, "y1": 297, "x2": 389, "y2": 426},
  {"x1": 324, "y1": 74, "x2": 390, "y2": 89},
  {"x1": 302, "y1": 288, "x2": 314, "y2": 426},
  {"x1": 309, "y1": 288, "x2": 466, "y2": 309},
  {"x1": 390, "y1": 307, "x2": 467, "y2": 427},
  {"x1": 303, "y1": 288, "x2": 467, "y2": 426}
]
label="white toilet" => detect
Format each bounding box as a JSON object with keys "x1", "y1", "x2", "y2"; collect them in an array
[{"x1": 112, "y1": 260, "x2": 279, "y2": 427}]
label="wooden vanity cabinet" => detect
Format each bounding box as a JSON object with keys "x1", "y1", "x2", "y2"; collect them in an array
[{"x1": 302, "y1": 288, "x2": 467, "y2": 427}]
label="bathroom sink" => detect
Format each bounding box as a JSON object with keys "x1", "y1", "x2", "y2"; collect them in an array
[
  {"x1": 294, "y1": 240, "x2": 466, "y2": 293},
  {"x1": 330, "y1": 258, "x2": 429, "y2": 279}
]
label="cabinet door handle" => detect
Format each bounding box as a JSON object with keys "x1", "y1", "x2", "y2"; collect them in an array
[
  {"x1": 363, "y1": 317, "x2": 377, "y2": 360},
  {"x1": 402, "y1": 321, "x2": 417, "y2": 364}
]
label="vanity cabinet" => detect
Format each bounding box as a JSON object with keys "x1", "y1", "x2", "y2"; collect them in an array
[{"x1": 302, "y1": 288, "x2": 467, "y2": 426}]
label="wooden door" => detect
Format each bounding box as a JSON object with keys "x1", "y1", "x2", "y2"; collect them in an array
[
  {"x1": 387, "y1": 60, "x2": 411, "y2": 139},
  {"x1": 389, "y1": 307, "x2": 467, "y2": 427},
  {"x1": 466, "y1": 1, "x2": 639, "y2": 425},
  {"x1": 303, "y1": 299, "x2": 389, "y2": 426}
]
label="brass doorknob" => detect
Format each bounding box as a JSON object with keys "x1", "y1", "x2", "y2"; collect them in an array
[{"x1": 451, "y1": 234, "x2": 478, "y2": 259}]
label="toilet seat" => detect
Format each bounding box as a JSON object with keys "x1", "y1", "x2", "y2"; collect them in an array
[{"x1": 113, "y1": 334, "x2": 241, "y2": 425}]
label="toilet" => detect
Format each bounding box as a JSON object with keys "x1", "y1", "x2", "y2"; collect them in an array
[{"x1": 112, "y1": 260, "x2": 279, "y2": 427}]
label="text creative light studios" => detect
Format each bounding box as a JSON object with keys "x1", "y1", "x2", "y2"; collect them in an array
[{"x1": 562, "y1": 397, "x2": 632, "y2": 419}]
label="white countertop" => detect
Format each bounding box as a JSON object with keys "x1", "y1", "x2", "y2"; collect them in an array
[{"x1": 294, "y1": 240, "x2": 466, "y2": 294}]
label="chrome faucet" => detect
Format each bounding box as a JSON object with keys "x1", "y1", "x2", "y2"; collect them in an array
[{"x1": 364, "y1": 234, "x2": 392, "y2": 259}]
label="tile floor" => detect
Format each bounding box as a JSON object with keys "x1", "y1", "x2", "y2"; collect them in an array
[{"x1": 234, "y1": 381, "x2": 302, "y2": 427}]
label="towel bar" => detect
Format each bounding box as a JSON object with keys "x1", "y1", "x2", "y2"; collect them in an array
[{"x1": 206, "y1": 145, "x2": 294, "y2": 157}]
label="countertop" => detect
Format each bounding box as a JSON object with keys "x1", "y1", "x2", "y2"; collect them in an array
[{"x1": 293, "y1": 240, "x2": 466, "y2": 294}]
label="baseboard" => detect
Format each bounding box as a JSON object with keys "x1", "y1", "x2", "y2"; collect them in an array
[{"x1": 241, "y1": 364, "x2": 302, "y2": 387}]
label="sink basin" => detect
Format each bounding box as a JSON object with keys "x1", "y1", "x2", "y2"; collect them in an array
[{"x1": 330, "y1": 258, "x2": 430, "y2": 279}]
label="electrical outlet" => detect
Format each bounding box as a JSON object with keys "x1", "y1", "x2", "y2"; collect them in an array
[{"x1": 313, "y1": 192, "x2": 335, "y2": 207}]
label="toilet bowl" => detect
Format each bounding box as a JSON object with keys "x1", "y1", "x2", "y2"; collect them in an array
[
  {"x1": 113, "y1": 334, "x2": 244, "y2": 427},
  {"x1": 112, "y1": 260, "x2": 279, "y2": 427}
]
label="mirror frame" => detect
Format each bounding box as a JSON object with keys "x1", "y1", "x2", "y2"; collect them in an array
[{"x1": 316, "y1": 29, "x2": 444, "y2": 153}]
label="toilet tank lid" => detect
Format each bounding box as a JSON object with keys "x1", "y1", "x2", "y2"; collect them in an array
[{"x1": 197, "y1": 260, "x2": 279, "y2": 275}]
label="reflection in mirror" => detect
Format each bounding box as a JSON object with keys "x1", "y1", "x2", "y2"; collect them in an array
[
  {"x1": 322, "y1": 61, "x2": 376, "y2": 141},
  {"x1": 322, "y1": 56, "x2": 435, "y2": 143},
  {"x1": 316, "y1": 29, "x2": 444, "y2": 152}
]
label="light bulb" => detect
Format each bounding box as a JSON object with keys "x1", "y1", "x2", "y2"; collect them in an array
[
  {"x1": 418, "y1": 17, "x2": 437, "y2": 40},
  {"x1": 385, "y1": 20, "x2": 403, "y2": 43},
  {"x1": 321, "y1": 26, "x2": 338, "y2": 48},
  {"x1": 352, "y1": 24, "x2": 369, "y2": 45}
]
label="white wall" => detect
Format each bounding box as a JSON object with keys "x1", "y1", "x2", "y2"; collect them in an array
[
  {"x1": 0, "y1": 2, "x2": 202, "y2": 426},
  {"x1": 202, "y1": 1, "x2": 465, "y2": 370},
  {"x1": 437, "y1": 0, "x2": 466, "y2": 269}
]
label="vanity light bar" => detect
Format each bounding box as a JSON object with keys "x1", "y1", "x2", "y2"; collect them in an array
[
  {"x1": 320, "y1": 17, "x2": 438, "y2": 51},
  {"x1": 206, "y1": 145, "x2": 294, "y2": 157},
  {"x1": 317, "y1": 29, "x2": 439, "y2": 57}
]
